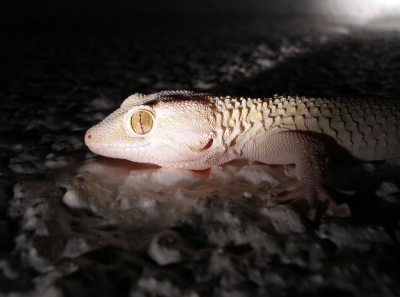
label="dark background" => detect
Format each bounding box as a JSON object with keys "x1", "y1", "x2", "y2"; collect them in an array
[
  {"x1": 3, "y1": 0, "x2": 400, "y2": 23},
  {"x1": 3, "y1": 0, "x2": 400, "y2": 104},
  {"x1": 1, "y1": 0, "x2": 334, "y2": 19}
]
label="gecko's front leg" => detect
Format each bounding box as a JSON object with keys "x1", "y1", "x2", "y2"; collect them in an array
[{"x1": 242, "y1": 132, "x2": 350, "y2": 217}]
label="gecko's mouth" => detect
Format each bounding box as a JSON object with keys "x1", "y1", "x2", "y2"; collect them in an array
[
  {"x1": 88, "y1": 144, "x2": 149, "y2": 150},
  {"x1": 86, "y1": 142, "x2": 151, "y2": 159},
  {"x1": 85, "y1": 130, "x2": 151, "y2": 157}
]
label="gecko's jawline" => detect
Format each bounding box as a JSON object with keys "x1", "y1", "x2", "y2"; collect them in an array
[{"x1": 87, "y1": 142, "x2": 150, "y2": 157}]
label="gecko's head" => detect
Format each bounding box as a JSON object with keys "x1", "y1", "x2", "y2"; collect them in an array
[{"x1": 85, "y1": 91, "x2": 222, "y2": 169}]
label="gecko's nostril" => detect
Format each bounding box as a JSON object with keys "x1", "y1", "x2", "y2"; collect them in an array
[{"x1": 85, "y1": 132, "x2": 93, "y2": 145}]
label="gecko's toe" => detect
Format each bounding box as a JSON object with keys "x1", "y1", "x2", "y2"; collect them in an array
[
  {"x1": 266, "y1": 196, "x2": 283, "y2": 206},
  {"x1": 268, "y1": 188, "x2": 287, "y2": 197},
  {"x1": 267, "y1": 188, "x2": 315, "y2": 206},
  {"x1": 267, "y1": 183, "x2": 351, "y2": 218},
  {"x1": 268, "y1": 185, "x2": 297, "y2": 196}
]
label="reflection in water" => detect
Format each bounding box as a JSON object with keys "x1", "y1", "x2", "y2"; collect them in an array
[{"x1": 63, "y1": 157, "x2": 289, "y2": 225}]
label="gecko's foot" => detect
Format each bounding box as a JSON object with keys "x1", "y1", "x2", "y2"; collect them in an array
[{"x1": 267, "y1": 184, "x2": 351, "y2": 218}]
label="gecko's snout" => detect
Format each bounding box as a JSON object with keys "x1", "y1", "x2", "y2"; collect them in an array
[{"x1": 84, "y1": 129, "x2": 94, "y2": 147}]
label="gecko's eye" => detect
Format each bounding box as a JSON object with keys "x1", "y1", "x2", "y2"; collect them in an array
[
  {"x1": 124, "y1": 107, "x2": 155, "y2": 137},
  {"x1": 131, "y1": 110, "x2": 153, "y2": 135}
]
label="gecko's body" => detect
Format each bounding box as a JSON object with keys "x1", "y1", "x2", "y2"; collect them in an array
[{"x1": 85, "y1": 91, "x2": 400, "y2": 216}]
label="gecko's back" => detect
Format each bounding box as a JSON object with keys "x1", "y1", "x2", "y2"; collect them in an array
[{"x1": 211, "y1": 95, "x2": 400, "y2": 161}]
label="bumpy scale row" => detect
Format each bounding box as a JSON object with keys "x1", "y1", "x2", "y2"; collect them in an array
[{"x1": 210, "y1": 95, "x2": 400, "y2": 161}]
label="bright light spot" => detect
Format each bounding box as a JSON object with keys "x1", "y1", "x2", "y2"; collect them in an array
[
  {"x1": 315, "y1": 0, "x2": 400, "y2": 19},
  {"x1": 314, "y1": 0, "x2": 400, "y2": 30}
]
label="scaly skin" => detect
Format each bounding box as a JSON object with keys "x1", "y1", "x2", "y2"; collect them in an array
[{"x1": 85, "y1": 91, "x2": 400, "y2": 217}]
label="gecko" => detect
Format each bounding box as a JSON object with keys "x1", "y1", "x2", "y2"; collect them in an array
[{"x1": 85, "y1": 91, "x2": 400, "y2": 217}]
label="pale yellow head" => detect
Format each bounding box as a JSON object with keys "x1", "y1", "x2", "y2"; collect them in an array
[{"x1": 85, "y1": 92, "x2": 226, "y2": 169}]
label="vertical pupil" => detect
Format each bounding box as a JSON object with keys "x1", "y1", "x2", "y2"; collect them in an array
[{"x1": 131, "y1": 111, "x2": 153, "y2": 134}]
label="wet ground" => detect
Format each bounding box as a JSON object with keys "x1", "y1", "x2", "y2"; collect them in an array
[{"x1": 1, "y1": 16, "x2": 400, "y2": 296}]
